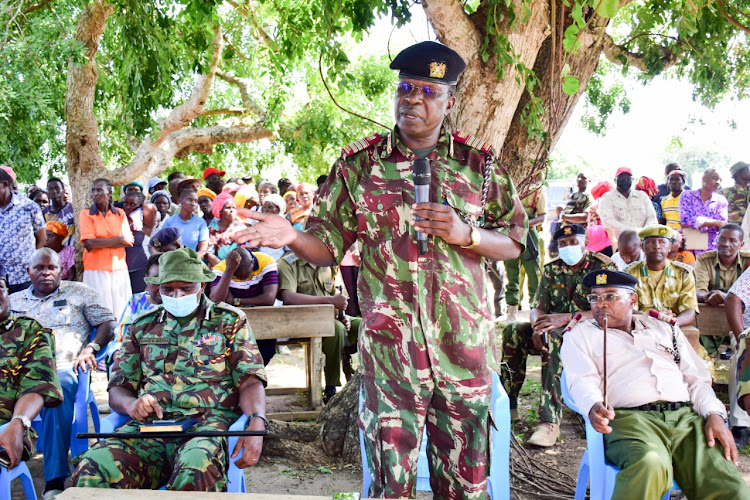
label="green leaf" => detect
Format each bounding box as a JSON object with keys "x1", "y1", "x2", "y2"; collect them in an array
[
  {"x1": 594, "y1": 0, "x2": 619, "y2": 18},
  {"x1": 562, "y1": 75, "x2": 580, "y2": 95}
]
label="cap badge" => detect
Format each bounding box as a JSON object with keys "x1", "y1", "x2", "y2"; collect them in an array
[
  {"x1": 659, "y1": 228, "x2": 667, "y2": 236},
  {"x1": 429, "y1": 61, "x2": 446, "y2": 79},
  {"x1": 596, "y1": 273, "x2": 607, "y2": 285},
  {"x1": 564, "y1": 226, "x2": 572, "y2": 235}
]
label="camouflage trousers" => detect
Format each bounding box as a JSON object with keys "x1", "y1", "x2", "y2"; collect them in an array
[
  {"x1": 504, "y1": 230, "x2": 542, "y2": 307},
  {"x1": 501, "y1": 322, "x2": 563, "y2": 424},
  {"x1": 72, "y1": 421, "x2": 227, "y2": 491},
  {"x1": 360, "y1": 374, "x2": 491, "y2": 499}
]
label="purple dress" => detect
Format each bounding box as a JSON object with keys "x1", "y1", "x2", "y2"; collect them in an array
[{"x1": 678, "y1": 189, "x2": 728, "y2": 252}]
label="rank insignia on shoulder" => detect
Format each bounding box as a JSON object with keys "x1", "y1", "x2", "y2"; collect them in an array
[
  {"x1": 452, "y1": 132, "x2": 493, "y2": 154},
  {"x1": 341, "y1": 134, "x2": 383, "y2": 158}
]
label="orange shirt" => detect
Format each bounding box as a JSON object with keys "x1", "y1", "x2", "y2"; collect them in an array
[{"x1": 79, "y1": 204, "x2": 132, "y2": 272}]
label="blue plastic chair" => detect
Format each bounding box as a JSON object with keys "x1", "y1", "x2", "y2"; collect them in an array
[
  {"x1": 0, "y1": 422, "x2": 37, "y2": 500},
  {"x1": 360, "y1": 371, "x2": 510, "y2": 499},
  {"x1": 99, "y1": 410, "x2": 247, "y2": 492},
  {"x1": 560, "y1": 370, "x2": 675, "y2": 500}
]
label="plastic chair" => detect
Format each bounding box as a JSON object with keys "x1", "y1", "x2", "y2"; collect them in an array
[
  {"x1": 99, "y1": 410, "x2": 247, "y2": 492},
  {"x1": 560, "y1": 370, "x2": 674, "y2": 500},
  {"x1": 360, "y1": 371, "x2": 510, "y2": 499},
  {"x1": 0, "y1": 423, "x2": 37, "y2": 500}
]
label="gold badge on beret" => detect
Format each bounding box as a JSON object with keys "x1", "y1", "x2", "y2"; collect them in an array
[
  {"x1": 659, "y1": 227, "x2": 667, "y2": 236},
  {"x1": 564, "y1": 226, "x2": 573, "y2": 235},
  {"x1": 429, "y1": 61, "x2": 446, "y2": 79},
  {"x1": 596, "y1": 273, "x2": 607, "y2": 285}
]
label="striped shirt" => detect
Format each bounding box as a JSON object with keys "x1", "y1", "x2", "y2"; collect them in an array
[
  {"x1": 661, "y1": 191, "x2": 683, "y2": 231},
  {"x1": 211, "y1": 252, "x2": 279, "y2": 298}
]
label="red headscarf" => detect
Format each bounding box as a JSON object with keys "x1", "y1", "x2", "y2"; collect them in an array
[
  {"x1": 211, "y1": 191, "x2": 234, "y2": 219},
  {"x1": 591, "y1": 181, "x2": 614, "y2": 200},
  {"x1": 635, "y1": 176, "x2": 658, "y2": 198}
]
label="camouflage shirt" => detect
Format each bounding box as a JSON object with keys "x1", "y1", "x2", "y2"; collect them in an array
[
  {"x1": 562, "y1": 192, "x2": 592, "y2": 216},
  {"x1": 721, "y1": 184, "x2": 750, "y2": 224},
  {"x1": 109, "y1": 296, "x2": 266, "y2": 430},
  {"x1": 532, "y1": 252, "x2": 617, "y2": 314},
  {"x1": 626, "y1": 260, "x2": 698, "y2": 315},
  {"x1": 306, "y1": 127, "x2": 528, "y2": 384},
  {"x1": 0, "y1": 313, "x2": 63, "y2": 424}
]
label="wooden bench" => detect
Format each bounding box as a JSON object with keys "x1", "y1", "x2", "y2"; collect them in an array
[
  {"x1": 696, "y1": 304, "x2": 732, "y2": 337},
  {"x1": 241, "y1": 304, "x2": 335, "y2": 409}
]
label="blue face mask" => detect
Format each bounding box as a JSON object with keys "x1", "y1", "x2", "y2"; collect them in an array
[
  {"x1": 558, "y1": 244, "x2": 584, "y2": 266},
  {"x1": 161, "y1": 292, "x2": 200, "y2": 317}
]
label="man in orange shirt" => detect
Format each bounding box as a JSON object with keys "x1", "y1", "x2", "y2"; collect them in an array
[{"x1": 79, "y1": 178, "x2": 134, "y2": 318}]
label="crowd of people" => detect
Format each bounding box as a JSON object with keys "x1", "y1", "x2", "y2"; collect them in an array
[{"x1": 0, "y1": 38, "x2": 748, "y2": 499}]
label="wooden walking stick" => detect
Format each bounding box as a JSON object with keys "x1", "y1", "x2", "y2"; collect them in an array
[{"x1": 602, "y1": 315, "x2": 608, "y2": 408}]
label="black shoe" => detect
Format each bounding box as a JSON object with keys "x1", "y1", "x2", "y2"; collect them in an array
[
  {"x1": 720, "y1": 348, "x2": 733, "y2": 360},
  {"x1": 323, "y1": 385, "x2": 337, "y2": 405},
  {"x1": 732, "y1": 426, "x2": 750, "y2": 449}
]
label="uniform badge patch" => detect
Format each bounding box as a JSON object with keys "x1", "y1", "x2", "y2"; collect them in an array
[
  {"x1": 429, "y1": 61, "x2": 447, "y2": 79},
  {"x1": 596, "y1": 273, "x2": 607, "y2": 285}
]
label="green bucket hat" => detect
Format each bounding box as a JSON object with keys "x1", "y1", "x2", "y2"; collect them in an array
[{"x1": 145, "y1": 247, "x2": 216, "y2": 284}]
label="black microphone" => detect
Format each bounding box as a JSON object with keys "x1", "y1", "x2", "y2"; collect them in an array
[{"x1": 413, "y1": 158, "x2": 431, "y2": 255}]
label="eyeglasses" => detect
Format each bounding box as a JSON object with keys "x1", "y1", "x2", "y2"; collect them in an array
[
  {"x1": 586, "y1": 292, "x2": 630, "y2": 304},
  {"x1": 396, "y1": 82, "x2": 451, "y2": 100}
]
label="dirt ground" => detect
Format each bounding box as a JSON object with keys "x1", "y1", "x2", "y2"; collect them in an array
[{"x1": 13, "y1": 335, "x2": 750, "y2": 499}]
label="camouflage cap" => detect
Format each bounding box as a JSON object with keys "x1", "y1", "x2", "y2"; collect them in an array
[
  {"x1": 145, "y1": 247, "x2": 216, "y2": 284},
  {"x1": 638, "y1": 224, "x2": 675, "y2": 241}
]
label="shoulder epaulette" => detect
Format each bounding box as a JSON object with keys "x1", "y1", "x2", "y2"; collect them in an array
[
  {"x1": 672, "y1": 260, "x2": 695, "y2": 274},
  {"x1": 591, "y1": 251, "x2": 614, "y2": 265},
  {"x1": 697, "y1": 250, "x2": 717, "y2": 260},
  {"x1": 213, "y1": 302, "x2": 247, "y2": 319},
  {"x1": 341, "y1": 133, "x2": 383, "y2": 158},
  {"x1": 624, "y1": 260, "x2": 643, "y2": 274},
  {"x1": 132, "y1": 307, "x2": 161, "y2": 324},
  {"x1": 739, "y1": 250, "x2": 750, "y2": 258},
  {"x1": 283, "y1": 253, "x2": 299, "y2": 264},
  {"x1": 452, "y1": 131, "x2": 493, "y2": 154}
]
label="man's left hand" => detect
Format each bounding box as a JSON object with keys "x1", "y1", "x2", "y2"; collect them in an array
[
  {"x1": 705, "y1": 414, "x2": 738, "y2": 465},
  {"x1": 410, "y1": 203, "x2": 472, "y2": 247},
  {"x1": 73, "y1": 346, "x2": 97, "y2": 374},
  {"x1": 532, "y1": 313, "x2": 570, "y2": 333},
  {"x1": 0, "y1": 420, "x2": 25, "y2": 469},
  {"x1": 232, "y1": 435, "x2": 264, "y2": 468},
  {"x1": 705, "y1": 290, "x2": 726, "y2": 307}
]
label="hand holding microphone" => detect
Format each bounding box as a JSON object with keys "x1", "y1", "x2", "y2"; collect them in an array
[{"x1": 413, "y1": 158, "x2": 431, "y2": 255}]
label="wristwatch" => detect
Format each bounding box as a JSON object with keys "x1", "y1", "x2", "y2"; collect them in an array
[
  {"x1": 11, "y1": 415, "x2": 31, "y2": 433},
  {"x1": 460, "y1": 225, "x2": 481, "y2": 250},
  {"x1": 245, "y1": 413, "x2": 269, "y2": 432},
  {"x1": 706, "y1": 411, "x2": 728, "y2": 423},
  {"x1": 86, "y1": 342, "x2": 101, "y2": 353}
]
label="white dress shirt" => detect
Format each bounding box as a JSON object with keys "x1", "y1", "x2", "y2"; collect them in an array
[
  {"x1": 598, "y1": 189, "x2": 658, "y2": 239},
  {"x1": 561, "y1": 316, "x2": 726, "y2": 419}
]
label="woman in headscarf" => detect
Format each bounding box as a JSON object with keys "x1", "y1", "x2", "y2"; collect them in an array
[
  {"x1": 588, "y1": 180, "x2": 614, "y2": 227},
  {"x1": 45, "y1": 220, "x2": 75, "y2": 281},
  {"x1": 205, "y1": 191, "x2": 245, "y2": 267},
  {"x1": 234, "y1": 184, "x2": 259, "y2": 220},
  {"x1": 636, "y1": 176, "x2": 663, "y2": 223},
  {"x1": 149, "y1": 190, "x2": 172, "y2": 233},
  {"x1": 288, "y1": 182, "x2": 316, "y2": 230}
]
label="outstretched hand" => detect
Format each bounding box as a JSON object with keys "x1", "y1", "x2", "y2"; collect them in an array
[{"x1": 233, "y1": 212, "x2": 297, "y2": 249}]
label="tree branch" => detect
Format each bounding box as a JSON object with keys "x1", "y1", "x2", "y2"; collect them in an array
[
  {"x1": 601, "y1": 32, "x2": 677, "y2": 72},
  {"x1": 717, "y1": 0, "x2": 750, "y2": 35},
  {"x1": 215, "y1": 69, "x2": 266, "y2": 119},
  {"x1": 422, "y1": 0, "x2": 481, "y2": 61},
  {"x1": 200, "y1": 107, "x2": 248, "y2": 116},
  {"x1": 227, "y1": 0, "x2": 278, "y2": 52}
]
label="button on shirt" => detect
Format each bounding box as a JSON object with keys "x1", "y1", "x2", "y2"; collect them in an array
[
  {"x1": 10, "y1": 282, "x2": 116, "y2": 370},
  {"x1": 695, "y1": 250, "x2": 750, "y2": 293},
  {"x1": 597, "y1": 189, "x2": 658, "y2": 239},
  {"x1": 561, "y1": 316, "x2": 726, "y2": 419},
  {"x1": 0, "y1": 194, "x2": 45, "y2": 285}
]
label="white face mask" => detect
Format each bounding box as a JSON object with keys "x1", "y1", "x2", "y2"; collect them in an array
[
  {"x1": 558, "y1": 244, "x2": 584, "y2": 266},
  {"x1": 161, "y1": 291, "x2": 200, "y2": 317}
]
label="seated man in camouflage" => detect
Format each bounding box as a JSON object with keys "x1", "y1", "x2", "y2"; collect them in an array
[
  {"x1": 73, "y1": 248, "x2": 267, "y2": 491},
  {"x1": 501, "y1": 224, "x2": 615, "y2": 447},
  {"x1": 0, "y1": 272, "x2": 63, "y2": 471}
]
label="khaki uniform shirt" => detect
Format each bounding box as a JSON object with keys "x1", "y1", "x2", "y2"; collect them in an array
[
  {"x1": 277, "y1": 253, "x2": 336, "y2": 298},
  {"x1": 626, "y1": 260, "x2": 698, "y2": 315},
  {"x1": 695, "y1": 250, "x2": 750, "y2": 293}
]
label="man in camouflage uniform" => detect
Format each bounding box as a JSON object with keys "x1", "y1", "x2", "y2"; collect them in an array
[
  {"x1": 504, "y1": 181, "x2": 546, "y2": 321},
  {"x1": 0, "y1": 273, "x2": 63, "y2": 471},
  {"x1": 626, "y1": 225, "x2": 698, "y2": 329},
  {"x1": 276, "y1": 252, "x2": 361, "y2": 403},
  {"x1": 73, "y1": 248, "x2": 267, "y2": 491},
  {"x1": 501, "y1": 224, "x2": 615, "y2": 447},
  {"x1": 560, "y1": 172, "x2": 591, "y2": 226},
  {"x1": 722, "y1": 161, "x2": 750, "y2": 224},
  {"x1": 234, "y1": 41, "x2": 527, "y2": 498}
]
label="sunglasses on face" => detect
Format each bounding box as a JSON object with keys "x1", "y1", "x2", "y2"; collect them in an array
[
  {"x1": 586, "y1": 292, "x2": 630, "y2": 304},
  {"x1": 396, "y1": 82, "x2": 450, "y2": 100}
]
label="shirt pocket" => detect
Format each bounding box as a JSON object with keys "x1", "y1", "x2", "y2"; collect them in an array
[
  {"x1": 355, "y1": 190, "x2": 406, "y2": 242},
  {"x1": 444, "y1": 188, "x2": 483, "y2": 225},
  {"x1": 139, "y1": 336, "x2": 170, "y2": 376},
  {"x1": 192, "y1": 336, "x2": 228, "y2": 381}
]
